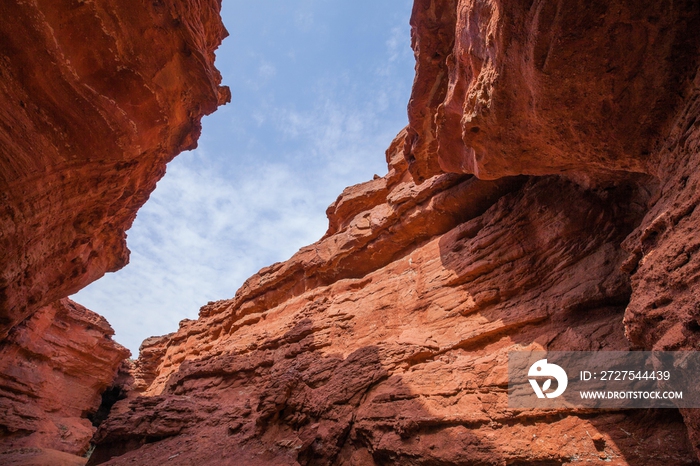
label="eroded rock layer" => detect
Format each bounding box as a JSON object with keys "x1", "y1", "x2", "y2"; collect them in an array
[
  {"x1": 85, "y1": 0, "x2": 700, "y2": 465},
  {"x1": 0, "y1": 298, "x2": 128, "y2": 459},
  {"x1": 3, "y1": 0, "x2": 700, "y2": 464},
  {"x1": 622, "y1": 69, "x2": 700, "y2": 458},
  {"x1": 0, "y1": 0, "x2": 230, "y2": 339},
  {"x1": 82, "y1": 0, "x2": 700, "y2": 465},
  {"x1": 404, "y1": 0, "x2": 700, "y2": 182},
  {"x1": 87, "y1": 132, "x2": 693, "y2": 464}
]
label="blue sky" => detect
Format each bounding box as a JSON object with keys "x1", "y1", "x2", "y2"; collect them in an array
[{"x1": 73, "y1": 1, "x2": 415, "y2": 355}]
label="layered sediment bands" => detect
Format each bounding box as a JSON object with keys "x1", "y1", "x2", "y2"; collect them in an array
[
  {"x1": 405, "y1": 0, "x2": 700, "y2": 181},
  {"x1": 0, "y1": 298, "x2": 129, "y2": 457},
  {"x1": 5, "y1": 0, "x2": 700, "y2": 463},
  {"x1": 623, "y1": 71, "x2": 700, "y2": 353},
  {"x1": 86, "y1": 1, "x2": 700, "y2": 458},
  {"x1": 88, "y1": 143, "x2": 698, "y2": 464},
  {"x1": 622, "y1": 70, "x2": 700, "y2": 456},
  {"x1": 135, "y1": 133, "x2": 526, "y2": 397},
  {"x1": 0, "y1": 0, "x2": 230, "y2": 338}
]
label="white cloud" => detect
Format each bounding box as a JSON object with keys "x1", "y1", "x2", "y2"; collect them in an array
[
  {"x1": 386, "y1": 26, "x2": 403, "y2": 63},
  {"x1": 73, "y1": 154, "x2": 332, "y2": 354},
  {"x1": 258, "y1": 61, "x2": 276, "y2": 80},
  {"x1": 295, "y1": 11, "x2": 314, "y2": 31},
  {"x1": 71, "y1": 3, "x2": 415, "y2": 355},
  {"x1": 72, "y1": 91, "x2": 395, "y2": 354}
]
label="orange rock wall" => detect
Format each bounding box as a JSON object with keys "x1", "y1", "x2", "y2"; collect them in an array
[
  {"x1": 0, "y1": 299, "x2": 128, "y2": 456},
  {"x1": 0, "y1": 0, "x2": 228, "y2": 461},
  {"x1": 404, "y1": 0, "x2": 700, "y2": 181},
  {"x1": 0, "y1": 0, "x2": 229, "y2": 339},
  {"x1": 86, "y1": 0, "x2": 700, "y2": 465},
  {"x1": 2, "y1": 0, "x2": 700, "y2": 465},
  {"x1": 90, "y1": 145, "x2": 693, "y2": 464}
]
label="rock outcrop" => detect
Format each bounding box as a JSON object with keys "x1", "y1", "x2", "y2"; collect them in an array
[
  {"x1": 84, "y1": 0, "x2": 700, "y2": 465},
  {"x1": 0, "y1": 298, "x2": 129, "y2": 460},
  {"x1": 0, "y1": 0, "x2": 230, "y2": 339},
  {"x1": 88, "y1": 144, "x2": 692, "y2": 464},
  {"x1": 0, "y1": 0, "x2": 228, "y2": 462},
  {"x1": 3, "y1": 0, "x2": 700, "y2": 465},
  {"x1": 404, "y1": 0, "x2": 700, "y2": 182},
  {"x1": 622, "y1": 68, "x2": 700, "y2": 458}
]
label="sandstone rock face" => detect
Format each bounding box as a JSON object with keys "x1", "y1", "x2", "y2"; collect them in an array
[
  {"x1": 82, "y1": 1, "x2": 700, "y2": 464},
  {"x1": 404, "y1": 0, "x2": 700, "y2": 182},
  {"x1": 0, "y1": 0, "x2": 230, "y2": 339},
  {"x1": 3, "y1": 0, "x2": 700, "y2": 465},
  {"x1": 86, "y1": 132, "x2": 696, "y2": 464},
  {"x1": 0, "y1": 0, "x2": 228, "y2": 461},
  {"x1": 622, "y1": 69, "x2": 700, "y2": 457},
  {"x1": 0, "y1": 298, "x2": 129, "y2": 457}
]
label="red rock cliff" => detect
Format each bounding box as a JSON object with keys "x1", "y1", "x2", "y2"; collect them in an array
[
  {"x1": 0, "y1": 0, "x2": 230, "y2": 339},
  {"x1": 0, "y1": 298, "x2": 129, "y2": 463},
  {"x1": 404, "y1": 0, "x2": 699, "y2": 182},
  {"x1": 0, "y1": 0, "x2": 229, "y2": 462},
  {"x1": 85, "y1": 0, "x2": 700, "y2": 465},
  {"x1": 4, "y1": 0, "x2": 700, "y2": 465}
]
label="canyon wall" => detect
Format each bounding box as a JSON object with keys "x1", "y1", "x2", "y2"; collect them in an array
[
  {"x1": 89, "y1": 140, "x2": 697, "y2": 465},
  {"x1": 0, "y1": 0, "x2": 229, "y2": 339},
  {"x1": 404, "y1": 0, "x2": 700, "y2": 182},
  {"x1": 85, "y1": 0, "x2": 700, "y2": 464},
  {"x1": 2, "y1": 0, "x2": 700, "y2": 465},
  {"x1": 0, "y1": 298, "x2": 129, "y2": 464},
  {"x1": 0, "y1": 0, "x2": 228, "y2": 462}
]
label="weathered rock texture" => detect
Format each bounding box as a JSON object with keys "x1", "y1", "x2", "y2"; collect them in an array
[
  {"x1": 4, "y1": 0, "x2": 700, "y2": 465},
  {"x1": 88, "y1": 145, "x2": 692, "y2": 464},
  {"x1": 82, "y1": 0, "x2": 700, "y2": 465},
  {"x1": 0, "y1": 298, "x2": 128, "y2": 459},
  {"x1": 0, "y1": 0, "x2": 229, "y2": 462},
  {"x1": 622, "y1": 68, "x2": 700, "y2": 458},
  {"x1": 0, "y1": 0, "x2": 230, "y2": 339},
  {"x1": 404, "y1": 0, "x2": 700, "y2": 182}
]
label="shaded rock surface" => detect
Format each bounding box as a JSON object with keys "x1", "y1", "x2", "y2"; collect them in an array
[
  {"x1": 404, "y1": 0, "x2": 700, "y2": 182},
  {"x1": 89, "y1": 134, "x2": 694, "y2": 464},
  {"x1": 0, "y1": 298, "x2": 129, "y2": 457},
  {"x1": 0, "y1": 0, "x2": 228, "y2": 462},
  {"x1": 0, "y1": 0, "x2": 230, "y2": 339},
  {"x1": 0, "y1": 447, "x2": 89, "y2": 466},
  {"x1": 622, "y1": 68, "x2": 700, "y2": 458},
  {"x1": 86, "y1": 0, "x2": 700, "y2": 465},
  {"x1": 2, "y1": 0, "x2": 700, "y2": 465}
]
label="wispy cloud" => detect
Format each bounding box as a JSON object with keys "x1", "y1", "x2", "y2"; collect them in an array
[
  {"x1": 73, "y1": 155, "x2": 331, "y2": 354},
  {"x1": 258, "y1": 61, "x2": 276, "y2": 80},
  {"x1": 295, "y1": 11, "x2": 314, "y2": 31},
  {"x1": 72, "y1": 2, "x2": 415, "y2": 355}
]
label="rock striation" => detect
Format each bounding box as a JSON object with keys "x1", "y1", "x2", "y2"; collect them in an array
[
  {"x1": 0, "y1": 298, "x2": 129, "y2": 460},
  {"x1": 3, "y1": 0, "x2": 700, "y2": 465},
  {"x1": 89, "y1": 146, "x2": 692, "y2": 464},
  {"x1": 622, "y1": 69, "x2": 700, "y2": 458},
  {"x1": 404, "y1": 0, "x2": 700, "y2": 182},
  {"x1": 85, "y1": 0, "x2": 700, "y2": 465},
  {"x1": 0, "y1": 0, "x2": 230, "y2": 340},
  {"x1": 0, "y1": 0, "x2": 228, "y2": 462}
]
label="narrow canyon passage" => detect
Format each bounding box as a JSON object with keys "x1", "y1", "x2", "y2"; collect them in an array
[{"x1": 2, "y1": 0, "x2": 700, "y2": 465}]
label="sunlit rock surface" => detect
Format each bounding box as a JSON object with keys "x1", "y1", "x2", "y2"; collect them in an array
[
  {"x1": 90, "y1": 141, "x2": 693, "y2": 464},
  {"x1": 3, "y1": 0, "x2": 700, "y2": 465},
  {"x1": 0, "y1": 299, "x2": 128, "y2": 458},
  {"x1": 0, "y1": 0, "x2": 229, "y2": 339},
  {"x1": 88, "y1": 0, "x2": 700, "y2": 464},
  {"x1": 404, "y1": 0, "x2": 700, "y2": 182},
  {"x1": 0, "y1": 0, "x2": 228, "y2": 462}
]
